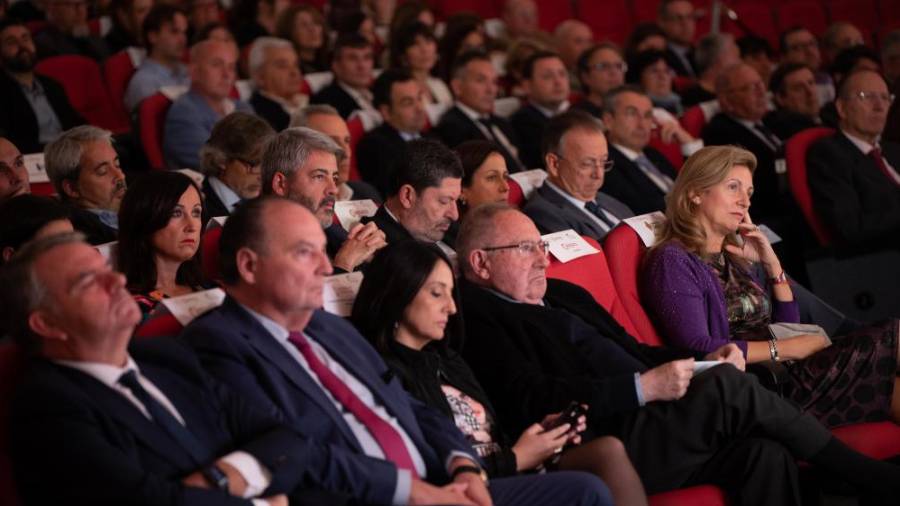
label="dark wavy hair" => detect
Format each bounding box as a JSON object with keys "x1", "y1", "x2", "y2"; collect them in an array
[
  {"x1": 389, "y1": 20, "x2": 436, "y2": 70},
  {"x1": 351, "y1": 240, "x2": 463, "y2": 353},
  {"x1": 116, "y1": 171, "x2": 203, "y2": 294}
]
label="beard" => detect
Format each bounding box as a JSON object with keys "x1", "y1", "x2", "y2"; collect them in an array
[{"x1": 4, "y1": 49, "x2": 36, "y2": 73}]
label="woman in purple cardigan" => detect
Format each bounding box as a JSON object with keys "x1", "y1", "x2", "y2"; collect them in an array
[{"x1": 641, "y1": 145, "x2": 900, "y2": 428}]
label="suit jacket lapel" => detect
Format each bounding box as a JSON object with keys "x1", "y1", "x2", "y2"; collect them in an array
[{"x1": 537, "y1": 185, "x2": 608, "y2": 238}]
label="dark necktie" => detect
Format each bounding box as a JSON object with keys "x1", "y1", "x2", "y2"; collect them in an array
[
  {"x1": 752, "y1": 123, "x2": 782, "y2": 151},
  {"x1": 635, "y1": 153, "x2": 674, "y2": 192},
  {"x1": 478, "y1": 117, "x2": 525, "y2": 172},
  {"x1": 869, "y1": 148, "x2": 900, "y2": 187},
  {"x1": 287, "y1": 332, "x2": 419, "y2": 476},
  {"x1": 584, "y1": 201, "x2": 617, "y2": 230},
  {"x1": 118, "y1": 370, "x2": 206, "y2": 464}
]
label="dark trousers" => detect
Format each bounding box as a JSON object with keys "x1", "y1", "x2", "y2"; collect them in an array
[{"x1": 490, "y1": 471, "x2": 613, "y2": 506}]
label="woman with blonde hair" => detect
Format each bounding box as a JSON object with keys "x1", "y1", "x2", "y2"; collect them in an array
[{"x1": 641, "y1": 145, "x2": 900, "y2": 428}]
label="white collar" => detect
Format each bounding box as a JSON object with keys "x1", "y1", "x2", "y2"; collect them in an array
[
  {"x1": 55, "y1": 356, "x2": 140, "y2": 387},
  {"x1": 531, "y1": 100, "x2": 570, "y2": 118},
  {"x1": 456, "y1": 101, "x2": 490, "y2": 121},
  {"x1": 207, "y1": 176, "x2": 242, "y2": 213},
  {"x1": 544, "y1": 179, "x2": 592, "y2": 205},
  {"x1": 841, "y1": 129, "x2": 880, "y2": 154},
  {"x1": 611, "y1": 143, "x2": 642, "y2": 161},
  {"x1": 337, "y1": 81, "x2": 373, "y2": 108}
]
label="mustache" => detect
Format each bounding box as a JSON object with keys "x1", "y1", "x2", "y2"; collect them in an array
[{"x1": 318, "y1": 195, "x2": 336, "y2": 209}]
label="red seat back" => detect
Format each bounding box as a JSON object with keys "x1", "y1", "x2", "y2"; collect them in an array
[
  {"x1": 827, "y1": 0, "x2": 878, "y2": 45},
  {"x1": 507, "y1": 177, "x2": 525, "y2": 207},
  {"x1": 775, "y1": 1, "x2": 828, "y2": 36},
  {"x1": 103, "y1": 50, "x2": 139, "y2": 125},
  {"x1": 680, "y1": 105, "x2": 708, "y2": 138},
  {"x1": 0, "y1": 342, "x2": 24, "y2": 506},
  {"x1": 202, "y1": 225, "x2": 224, "y2": 284},
  {"x1": 545, "y1": 236, "x2": 642, "y2": 339},
  {"x1": 578, "y1": 0, "x2": 632, "y2": 45},
  {"x1": 785, "y1": 127, "x2": 835, "y2": 246},
  {"x1": 435, "y1": 0, "x2": 501, "y2": 19},
  {"x1": 134, "y1": 313, "x2": 184, "y2": 339},
  {"x1": 138, "y1": 93, "x2": 172, "y2": 170},
  {"x1": 347, "y1": 116, "x2": 365, "y2": 182},
  {"x1": 535, "y1": 0, "x2": 575, "y2": 32},
  {"x1": 648, "y1": 133, "x2": 684, "y2": 171},
  {"x1": 603, "y1": 224, "x2": 666, "y2": 346},
  {"x1": 35, "y1": 55, "x2": 129, "y2": 134},
  {"x1": 723, "y1": 4, "x2": 779, "y2": 51}
]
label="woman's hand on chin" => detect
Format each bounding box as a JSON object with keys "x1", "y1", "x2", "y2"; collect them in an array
[{"x1": 725, "y1": 221, "x2": 781, "y2": 273}]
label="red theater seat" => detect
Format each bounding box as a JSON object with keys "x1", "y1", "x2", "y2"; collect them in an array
[
  {"x1": 202, "y1": 225, "x2": 224, "y2": 284},
  {"x1": 134, "y1": 313, "x2": 183, "y2": 339},
  {"x1": 775, "y1": 1, "x2": 828, "y2": 36},
  {"x1": 680, "y1": 105, "x2": 708, "y2": 138},
  {"x1": 507, "y1": 177, "x2": 525, "y2": 207},
  {"x1": 785, "y1": 127, "x2": 835, "y2": 246},
  {"x1": 137, "y1": 93, "x2": 172, "y2": 170},
  {"x1": 722, "y1": 4, "x2": 779, "y2": 51},
  {"x1": 435, "y1": 0, "x2": 501, "y2": 19},
  {"x1": 827, "y1": 0, "x2": 878, "y2": 43},
  {"x1": 535, "y1": 0, "x2": 574, "y2": 33},
  {"x1": 579, "y1": 0, "x2": 633, "y2": 45},
  {"x1": 103, "y1": 49, "x2": 141, "y2": 126},
  {"x1": 347, "y1": 116, "x2": 365, "y2": 182}
]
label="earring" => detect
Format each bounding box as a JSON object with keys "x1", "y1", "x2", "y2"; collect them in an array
[{"x1": 692, "y1": 197, "x2": 701, "y2": 205}]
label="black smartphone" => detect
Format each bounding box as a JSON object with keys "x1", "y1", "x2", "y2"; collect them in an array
[{"x1": 545, "y1": 401, "x2": 586, "y2": 431}]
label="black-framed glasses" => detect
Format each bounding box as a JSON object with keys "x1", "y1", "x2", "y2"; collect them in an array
[
  {"x1": 482, "y1": 240, "x2": 549, "y2": 256},
  {"x1": 555, "y1": 154, "x2": 614, "y2": 173}
]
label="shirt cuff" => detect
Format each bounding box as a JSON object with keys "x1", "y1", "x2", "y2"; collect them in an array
[
  {"x1": 444, "y1": 450, "x2": 480, "y2": 474},
  {"x1": 681, "y1": 138, "x2": 704, "y2": 156},
  {"x1": 220, "y1": 451, "x2": 272, "y2": 498},
  {"x1": 634, "y1": 372, "x2": 646, "y2": 406},
  {"x1": 393, "y1": 469, "x2": 412, "y2": 505},
  {"x1": 252, "y1": 500, "x2": 269, "y2": 506}
]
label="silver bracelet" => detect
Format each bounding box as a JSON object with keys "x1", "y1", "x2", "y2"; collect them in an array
[{"x1": 768, "y1": 339, "x2": 779, "y2": 362}]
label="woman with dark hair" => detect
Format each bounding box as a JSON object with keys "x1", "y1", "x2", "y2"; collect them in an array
[
  {"x1": 623, "y1": 23, "x2": 667, "y2": 63},
  {"x1": 352, "y1": 241, "x2": 647, "y2": 506},
  {"x1": 455, "y1": 140, "x2": 511, "y2": 216},
  {"x1": 117, "y1": 171, "x2": 204, "y2": 319},
  {"x1": 437, "y1": 13, "x2": 486, "y2": 81},
  {"x1": 276, "y1": 4, "x2": 328, "y2": 73},
  {"x1": 389, "y1": 21, "x2": 452, "y2": 106},
  {"x1": 627, "y1": 50, "x2": 683, "y2": 115},
  {"x1": 389, "y1": 0, "x2": 434, "y2": 39}
]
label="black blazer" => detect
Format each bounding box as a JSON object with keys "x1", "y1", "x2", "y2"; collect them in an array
[
  {"x1": 250, "y1": 91, "x2": 291, "y2": 131},
  {"x1": 346, "y1": 180, "x2": 382, "y2": 202},
  {"x1": 33, "y1": 26, "x2": 110, "y2": 61},
  {"x1": 763, "y1": 109, "x2": 818, "y2": 141},
  {"x1": 201, "y1": 177, "x2": 231, "y2": 223},
  {"x1": 458, "y1": 278, "x2": 696, "y2": 436},
  {"x1": 67, "y1": 203, "x2": 118, "y2": 245},
  {"x1": 10, "y1": 338, "x2": 310, "y2": 506},
  {"x1": 509, "y1": 103, "x2": 550, "y2": 170},
  {"x1": 605, "y1": 145, "x2": 677, "y2": 215},
  {"x1": 310, "y1": 81, "x2": 364, "y2": 119},
  {"x1": 434, "y1": 106, "x2": 525, "y2": 172},
  {"x1": 361, "y1": 205, "x2": 456, "y2": 248},
  {"x1": 355, "y1": 122, "x2": 409, "y2": 197},
  {"x1": 806, "y1": 132, "x2": 900, "y2": 246},
  {"x1": 680, "y1": 85, "x2": 716, "y2": 108},
  {"x1": 0, "y1": 71, "x2": 84, "y2": 154},
  {"x1": 664, "y1": 45, "x2": 696, "y2": 78}
]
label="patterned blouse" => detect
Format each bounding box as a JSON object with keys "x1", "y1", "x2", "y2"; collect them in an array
[{"x1": 703, "y1": 253, "x2": 772, "y2": 342}]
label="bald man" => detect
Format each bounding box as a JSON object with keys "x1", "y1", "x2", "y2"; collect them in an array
[
  {"x1": 555, "y1": 20, "x2": 593, "y2": 72},
  {"x1": 163, "y1": 39, "x2": 252, "y2": 170}
]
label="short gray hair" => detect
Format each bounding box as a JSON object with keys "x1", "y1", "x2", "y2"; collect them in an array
[
  {"x1": 289, "y1": 104, "x2": 341, "y2": 128},
  {"x1": 0, "y1": 232, "x2": 85, "y2": 352},
  {"x1": 260, "y1": 127, "x2": 344, "y2": 194},
  {"x1": 248, "y1": 36, "x2": 294, "y2": 83},
  {"x1": 694, "y1": 33, "x2": 733, "y2": 76},
  {"x1": 44, "y1": 125, "x2": 113, "y2": 198},
  {"x1": 456, "y1": 202, "x2": 517, "y2": 278}
]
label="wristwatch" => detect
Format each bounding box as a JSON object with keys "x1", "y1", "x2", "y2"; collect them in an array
[
  {"x1": 451, "y1": 465, "x2": 489, "y2": 485},
  {"x1": 202, "y1": 464, "x2": 229, "y2": 492}
]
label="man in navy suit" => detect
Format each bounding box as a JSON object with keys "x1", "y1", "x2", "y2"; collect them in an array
[
  {"x1": 181, "y1": 196, "x2": 614, "y2": 506},
  {"x1": 510, "y1": 51, "x2": 571, "y2": 170},
  {"x1": 523, "y1": 110, "x2": 634, "y2": 241},
  {"x1": 2, "y1": 233, "x2": 312, "y2": 505},
  {"x1": 310, "y1": 33, "x2": 375, "y2": 119}
]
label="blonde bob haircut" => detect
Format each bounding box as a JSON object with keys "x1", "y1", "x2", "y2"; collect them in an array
[{"x1": 655, "y1": 145, "x2": 757, "y2": 258}]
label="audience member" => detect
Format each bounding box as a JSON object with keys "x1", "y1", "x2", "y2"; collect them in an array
[
  {"x1": 807, "y1": 70, "x2": 900, "y2": 248},
  {"x1": 163, "y1": 39, "x2": 251, "y2": 170},
  {"x1": 34, "y1": 0, "x2": 110, "y2": 61},
  {"x1": 185, "y1": 0, "x2": 222, "y2": 40},
  {"x1": 356, "y1": 68, "x2": 427, "y2": 197},
  {"x1": 455, "y1": 140, "x2": 511, "y2": 216},
  {"x1": 454, "y1": 203, "x2": 900, "y2": 504},
  {"x1": 822, "y1": 21, "x2": 865, "y2": 69},
  {"x1": 291, "y1": 104, "x2": 382, "y2": 202},
  {"x1": 261, "y1": 127, "x2": 386, "y2": 272},
  {"x1": 0, "y1": 19, "x2": 83, "y2": 154},
  {"x1": 362, "y1": 138, "x2": 462, "y2": 252},
  {"x1": 353, "y1": 240, "x2": 639, "y2": 505},
  {"x1": 554, "y1": 20, "x2": 593, "y2": 88},
  {"x1": 523, "y1": 110, "x2": 633, "y2": 240},
  {"x1": 199, "y1": 112, "x2": 275, "y2": 218},
  {"x1": 780, "y1": 26, "x2": 833, "y2": 105},
  {"x1": 104, "y1": 0, "x2": 152, "y2": 53},
  {"x1": 0, "y1": 137, "x2": 29, "y2": 203},
  {"x1": 388, "y1": 21, "x2": 452, "y2": 107},
  {"x1": 248, "y1": 37, "x2": 307, "y2": 131},
  {"x1": 179, "y1": 196, "x2": 613, "y2": 506},
  {"x1": 643, "y1": 145, "x2": 900, "y2": 430},
  {"x1": 436, "y1": 13, "x2": 486, "y2": 82},
  {"x1": 310, "y1": 33, "x2": 375, "y2": 119},
  {"x1": 230, "y1": 0, "x2": 288, "y2": 47},
  {"x1": 737, "y1": 35, "x2": 775, "y2": 89},
  {"x1": 502, "y1": 36, "x2": 550, "y2": 98},
  {"x1": 45, "y1": 125, "x2": 125, "y2": 245},
  {"x1": 501, "y1": 0, "x2": 540, "y2": 42},
  {"x1": 388, "y1": 0, "x2": 435, "y2": 38},
  {"x1": 626, "y1": 49, "x2": 682, "y2": 115},
  {"x1": 2, "y1": 233, "x2": 306, "y2": 505},
  {"x1": 510, "y1": 51, "x2": 571, "y2": 169},
  {"x1": 657, "y1": 0, "x2": 697, "y2": 78},
  {"x1": 572, "y1": 43, "x2": 626, "y2": 118},
  {"x1": 123, "y1": 4, "x2": 189, "y2": 112},
  {"x1": 0, "y1": 194, "x2": 71, "y2": 262},
  {"x1": 275, "y1": 4, "x2": 327, "y2": 74},
  {"x1": 333, "y1": 10, "x2": 378, "y2": 49},
  {"x1": 192, "y1": 20, "x2": 235, "y2": 46},
  {"x1": 601, "y1": 86, "x2": 680, "y2": 215},
  {"x1": 117, "y1": 171, "x2": 204, "y2": 319},
  {"x1": 681, "y1": 33, "x2": 740, "y2": 107},
  {"x1": 765, "y1": 62, "x2": 821, "y2": 140},
  {"x1": 882, "y1": 30, "x2": 900, "y2": 87},
  {"x1": 436, "y1": 50, "x2": 525, "y2": 172},
  {"x1": 623, "y1": 22, "x2": 667, "y2": 62}
]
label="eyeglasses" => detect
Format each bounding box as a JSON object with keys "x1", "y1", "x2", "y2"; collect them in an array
[
  {"x1": 591, "y1": 61, "x2": 627, "y2": 73},
  {"x1": 849, "y1": 91, "x2": 896, "y2": 105},
  {"x1": 233, "y1": 157, "x2": 261, "y2": 174},
  {"x1": 482, "y1": 240, "x2": 549, "y2": 256},
  {"x1": 555, "y1": 154, "x2": 614, "y2": 173}
]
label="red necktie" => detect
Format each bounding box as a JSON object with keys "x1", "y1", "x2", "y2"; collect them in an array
[
  {"x1": 869, "y1": 148, "x2": 900, "y2": 187},
  {"x1": 288, "y1": 332, "x2": 419, "y2": 477}
]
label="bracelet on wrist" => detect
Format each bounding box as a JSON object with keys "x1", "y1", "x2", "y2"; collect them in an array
[
  {"x1": 768, "y1": 339, "x2": 779, "y2": 362},
  {"x1": 769, "y1": 270, "x2": 788, "y2": 285}
]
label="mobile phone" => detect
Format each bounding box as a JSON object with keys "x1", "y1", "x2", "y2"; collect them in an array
[{"x1": 545, "y1": 402, "x2": 586, "y2": 431}]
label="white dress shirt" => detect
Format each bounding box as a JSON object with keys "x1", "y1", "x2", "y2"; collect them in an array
[{"x1": 544, "y1": 180, "x2": 620, "y2": 233}]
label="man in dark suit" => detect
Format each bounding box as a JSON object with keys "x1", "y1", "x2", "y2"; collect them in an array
[
  {"x1": 0, "y1": 19, "x2": 84, "y2": 155},
  {"x1": 455, "y1": 204, "x2": 900, "y2": 505},
  {"x1": 310, "y1": 33, "x2": 375, "y2": 119},
  {"x1": 356, "y1": 68, "x2": 428, "y2": 197},
  {"x1": 765, "y1": 62, "x2": 822, "y2": 141},
  {"x1": 510, "y1": 51, "x2": 571, "y2": 169},
  {"x1": 44, "y1": 125, "x2": 125, "y2": 245},
  {"x1": 658, "y1": 0, "x2": 697, "y2": 78},
  {"x1": 180, "y1": 196, "x2": 614, "y2": 506},
  {"x1": 434, "y1": 50, "x2": 526, "y2": 172},
  {"x1": 1, "y1": 233, "x2": 312, "y2": 505},
  {"x1": 362, "y1": 138, "x2": 462, "y2": 252},
  {"x1": 199, "y1": 112, "x2": 275, "y2": 222},
  {"x1": 523, "y1": 110, "x2": 634, "y2": 241},
  {"x1": 807, "y1": 69, "x2": 900, "y2": 249},
  {"x1": 33, "y1": 0, "x2": 110, "y2": 61},
  {"x1": 248, "y1": 37, "x2": 307, "y2": 132},
  {"x1": 602, "y1": 86, "x2": 684, "y2": 215}
]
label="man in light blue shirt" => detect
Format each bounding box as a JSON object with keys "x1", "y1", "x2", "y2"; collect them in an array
[{"x1": 123, "y1": 4, "x2": 191, "y2": 112}]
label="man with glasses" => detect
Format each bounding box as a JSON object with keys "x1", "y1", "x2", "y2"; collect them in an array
[
  {"x1": 807, "y1": 69, "x2": 900, "y2": 248},
  {"x1": 657, "y1": 0, "x2": 697, "y2": 78},
  {"x1": 523, "y1": 110, "x2": 633, "y2": 242},
  {"x1": 34, "y1": 0, "x2": 110, "y2": 61},
  {"x1": 765, "y1": 62, "x2": 822, "y2": 140},
  {"x1": 572, "y1": 44, "x2": 627, "y2": 119},
  {"x1": 780, "y1": 27, "x2": 834, "y2": 106},
  {"x1": 510, "y1": 51, "x2": 572, "y2": 169}
]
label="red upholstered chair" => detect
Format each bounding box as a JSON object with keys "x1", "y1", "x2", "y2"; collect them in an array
[
  {"x1": 827, "y1": 0, "x2": 878, "y2": 45},
  {"x1": 633, "y1": 0, "x2": 662, "y2": 22},
  {"x1": 137, "y1": 92, "x2": 173, "y2": 170},
  {"x1": 722, "y1": 4, "x2": 780, "y2": 51},
  {"x1": 35, "y1": 55, "x2": 130, "y2": 134},
  {"x1": 535, "y1": 0, "x2": 574, "y2": 33},
  {"x1": 775, "y1": 1, "x2": 828, "y2": 36},
  {"x1": 680, "y1": 105, "x2": 708, "y2": 138},
  {"x1": 578, "y1": 0, "x2": 633, "y2": 45},
  {"x1": 784, "y1": 127, "x2": 835, "y2": 247},
  {"x1": 0, "y1": 342, "x2": 24, "y2": 506},
  {"x1": 103, "y1": 49, "x2": 142, "y2": 126},
  {"x1": 507, "y1": 177, "x2": 525, "y2": 207},
  {"x1": 647, "y1": 134, "x2": 684, "y2": 172},
  {"x1": 201, "y1": 225, "x2": 223, "y2": 284},
  {"x1": 347, "y1": 115, "x2": 365, "y2": 182},
  {"x1": 435, "y1": 0, "x2": 500, "y2": 19},
  {"x1": 29, "y1": 183, "x2": 55, "y2": 196},
  {"x1": 134, "y1": 313, "x2": 184, "y2": 339}
]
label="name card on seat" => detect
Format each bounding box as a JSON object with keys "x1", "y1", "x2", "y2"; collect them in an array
[
  {"x1": 508, "y1": 169, "x2": 548, "y2": 200},
  {"x1": 334, "y1": 199, "x2": 378, "y2": 232},
  {"x1": 542, "y1": 229, "x2": 600, "y2": 263},
  {"x1": 622, "y1": 212, "x2": 666, "y2": 247},
  {"x1": 323, "y1": 272, "x2": 364, "y2": 317},
  {"x1": 23, "y1": 153, "x2": 49, "y2": 183},
  {"x1": 161, "y1": 288, "x2": 226, "y2": 326}
]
